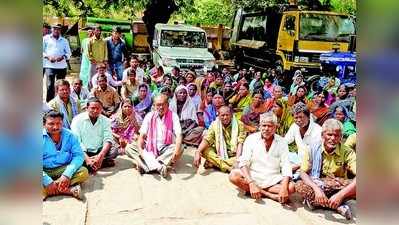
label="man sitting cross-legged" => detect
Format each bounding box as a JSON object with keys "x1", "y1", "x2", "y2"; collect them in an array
[
  {"x1": 43, "y1": 110, "x2": 89, "y2": 200},
  {"x1": 193, "y1": 106, "x2": 246, "y2": 173},
  {"x1": 125, "y1": 94, "x2": 183, "y2": 178},
  {"x1": 296, "y1": 118, "x2": 356, "y2": 220},
  {"x1": 91, "y1": 74, "x2": 121, "y2": 117},
  {"x1": 71, "y1": 97, "x2": 118, "y2": 173},
  {"x1": 229, "y1": 112, "x2": 295, "y2": 203}
]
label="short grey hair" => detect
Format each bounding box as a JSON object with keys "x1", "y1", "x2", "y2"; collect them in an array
[
  {"x1": 322, "y1": 118, "x2": 343, "y2": 133},
  {"x1": 273, "y1": 85, "x2": 282, "y2": 92},
  {"x1": 260, "y1": 112, "x2": 278, "y2": 125},
  {"x1": 292, "y1": 102, "x2": 310, "y2": 117}
]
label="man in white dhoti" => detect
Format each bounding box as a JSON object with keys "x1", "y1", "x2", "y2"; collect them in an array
[
  {"x1": 229, "y1": 112, "x2": 295, "y2": 203},
  {"x1": 125, "y1": 94, "x2": 183, "y2": 178}
]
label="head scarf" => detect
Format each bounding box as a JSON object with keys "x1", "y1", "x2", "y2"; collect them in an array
[
  {"x1": 111, "y1": 100, "x2": 140, "y2": 142},
  {"x1": 333, "y1": 105, "x2": 350, "y2": 122},
  {"x1": 194, "y1": 76, "x2": 206, "y2": 97},
  {"x1": 275, "y1": 99, "x2": 294, "y2": 136},
  {"x1": 169, "y1": 85, "x2": 198, "y2": 123},
  {"x1": 293, "y1": 70, "x2": 303, "y2": 82}
]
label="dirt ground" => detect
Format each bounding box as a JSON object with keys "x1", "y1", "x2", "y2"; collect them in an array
[{"x1": 43, "y1": 147, "x2": 356, "y2": 225}]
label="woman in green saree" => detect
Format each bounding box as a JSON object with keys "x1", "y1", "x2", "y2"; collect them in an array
[
  {"x1": 272, "y1": 99, "x2": 294, "y2": 136},
  {"x1": 79, "y1": 28, "x2": 94, "y2": 89},
  {"x1": 228, "y1": 83, "x2": 252, "y2": 120}
]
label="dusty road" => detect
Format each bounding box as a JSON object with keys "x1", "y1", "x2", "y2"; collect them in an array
[{"x1": 43, "y1": 147, "x2": 356, "y2": 225}]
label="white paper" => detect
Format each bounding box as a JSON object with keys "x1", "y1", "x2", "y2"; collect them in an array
[{"x1": 141, "y1": 150, "x2": 161, "y2": 171}]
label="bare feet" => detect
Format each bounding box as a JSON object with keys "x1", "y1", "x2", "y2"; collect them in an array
[{"x1": 261, "y1": 190, "x2": 279, "y2": 202}]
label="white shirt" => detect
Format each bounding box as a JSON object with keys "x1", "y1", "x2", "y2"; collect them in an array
[
  {"x1": 70, "y1": 87, "x2": 90, "y2": 101},
  {"x1": 239, "y1": 133, "x2": 292, "y2": 188},
  {"x1": 284, "y1": 119, "x2": 322, "y2": 151},
  {"x1": 91, "y1": 72, "x2": 122, "y2": 88},
  {"x1": 43, "y1": 34, "x2": 71, "y2": 69},
  {"x1": 139, "y1": 111, "x2": 182, "y2": 150},
  {"x1": 123, "y1": 67, "x2": 145, "y2": 83}
]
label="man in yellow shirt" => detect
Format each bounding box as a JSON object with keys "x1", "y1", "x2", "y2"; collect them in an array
[
  {"x1": 88, "y1": 25, "x2": 108, "y2": 89},
  {"x1": 193, "y1": 106, "x2": 247, "y2": 173},
  {"x1": 296, "y1": 118, "x2": 356, "y2": 220}
]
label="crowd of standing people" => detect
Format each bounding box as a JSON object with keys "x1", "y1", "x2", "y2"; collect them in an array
[{"x1": 42, "y1": 24, "x2": 357, "y2": 220}]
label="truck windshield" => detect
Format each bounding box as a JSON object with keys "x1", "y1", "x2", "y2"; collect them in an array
[
  {"x1": 299, "y1": 13, "x2": 355, "y2": 42},
  {"x1": 160, "y1": 30, "x2": 207, "y2": 48}
]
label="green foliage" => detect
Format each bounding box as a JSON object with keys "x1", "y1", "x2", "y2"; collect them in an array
[
  {"x1": 231, "y1": 0, "x2": 285, "y2": 10},
  {"x1": 231, "y1": 0, "x2": 355, "y2": 15},
  {"x1": 175, "y1": 0, "x2": 234, "y2": 26},
  {"x1": 43, "y1": 0, "x2": 356, "y2": 24},
  {"x1": 43, "y1": 0, "x2": 148, "y2": 19},
  {"x1": 329, "y1": 0, "x2": 356, "y2": 15}
]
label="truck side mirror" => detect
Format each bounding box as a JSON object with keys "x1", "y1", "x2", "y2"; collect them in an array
[{"x1": 152, "y1": 40, "x2": 158, "y2": 48}]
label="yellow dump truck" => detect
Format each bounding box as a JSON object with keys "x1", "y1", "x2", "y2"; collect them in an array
[{"x1": 230, "y1": 5, "x2": 355, "y2": 74}]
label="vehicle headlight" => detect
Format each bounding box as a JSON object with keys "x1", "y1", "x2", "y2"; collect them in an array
[
  {"x1": 162, "y1": 58, "x2": 177, "y2": 67},
  {"x1": 205, "y1": 59, "x2": 215, "y2": 67},
  {"x1": 299, "y1": 56, "x2": 309, "y2": 63},
  {"x1": 294, "y1": 56, "x2": 299, "y2": 62}
]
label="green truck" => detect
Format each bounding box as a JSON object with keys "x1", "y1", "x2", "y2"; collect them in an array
[{"x1": 79, "y1": 17, "x2": 133, "y2": 49}]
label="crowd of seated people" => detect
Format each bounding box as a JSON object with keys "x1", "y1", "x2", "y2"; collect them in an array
[{"x1": 43, "y1": 49, "x2": 357, "y2": 219}]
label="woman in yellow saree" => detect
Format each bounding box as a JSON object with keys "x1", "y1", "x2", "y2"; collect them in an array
[{"x1": 228, "y1": 83, "x2": 252, "y2": 120}]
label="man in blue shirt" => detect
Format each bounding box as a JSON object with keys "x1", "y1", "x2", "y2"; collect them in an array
[
  {"x1": 43, "y1": 110, "x2": 89, "y2": 200},
  {"x1": 106, "y1": 26, "x2": 128, "y2": 81},
  {"x1": 43, "y1": 24, "x2": 72, "y2": 102}
]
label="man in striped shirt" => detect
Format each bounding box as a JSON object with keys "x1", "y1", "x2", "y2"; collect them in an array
[{"x1": 296, "y1": 118, "x2": 356, "y2": 220}]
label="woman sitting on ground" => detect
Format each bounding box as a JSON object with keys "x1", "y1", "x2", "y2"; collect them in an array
[
  {"x1": 204, "y1": 89, "x2": 225, "y2": 129},
  {"x1": 228, "y1": 83, "x2": 252, "y2": 120},
  {"x1": 132, "y1": 84, "x2": 152, "y2": 120},
  {"x1": 111, "y1": 99, "x2": 141, "y2": 154},
  {"x1": 272, "y1": 99, "x2": 294, "y2": 136},
  {"x1": 185, "y1": 70, "x2": 196, "y2": 85},
  {"x1": 287, "y1": 85, "x2": 308, "y2": 107},
  {"x1": 289, "y1": 70, "x2": 305, "y2": 95},
  {"x1": 151, "y1": 66, "x2": 165, "y2": 86},
  {"x1": 308, "y1": 89, "x2": 330, "y2": 126},
  {"x1": 240, "y1": 89, "x2": 267, "y2": 133},
  {"x1": 332, "y1": 106, "x2": 356, "y2": 138},
  {"x1": 209, "y1": 72, "x2": 224, "y2": 91},
  {"x1": 169, "y1": 85, "x2": 205, "y2": 146}
]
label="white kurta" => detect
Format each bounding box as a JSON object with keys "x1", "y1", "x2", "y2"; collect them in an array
[
  {"x1": 139, "y1": 111, "x2": 182, "y2": 151},
  {"x1": 284, "y1": 119, "x2": 322, "y2": 151},
  {"x1": 239, "y1": 132, "x2": 292, "y2": 188}
]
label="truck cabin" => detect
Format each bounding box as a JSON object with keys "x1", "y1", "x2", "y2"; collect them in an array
[{"x1": 231, "y1": 7, "x2": 355, "y2": 75}]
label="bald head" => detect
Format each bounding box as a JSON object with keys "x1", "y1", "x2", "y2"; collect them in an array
[
  {"x1": 154, "y1": 94, "x2": 169, "y2": 116},
  {"x1": 218, "y1": 106, "x2": 233, "y2": 127},
  {"x1": 218, "y1": 105, "x2": 232, "y2": 115},
  {"x1": 154, "y1": 94, "x2": 168, "y2": 104}
]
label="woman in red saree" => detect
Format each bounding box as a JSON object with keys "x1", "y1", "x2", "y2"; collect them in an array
[{"x1": 308, "y1": 89, "x2": 330, "y2": 126}]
